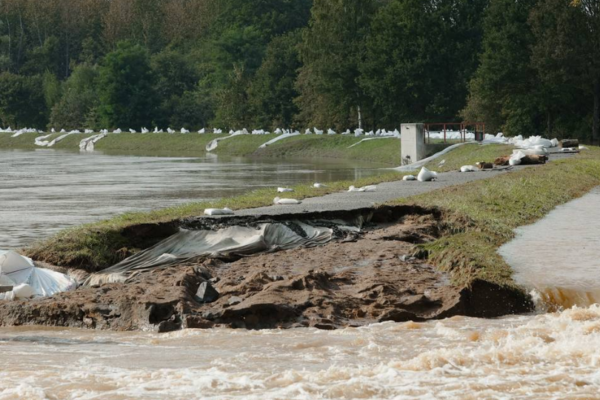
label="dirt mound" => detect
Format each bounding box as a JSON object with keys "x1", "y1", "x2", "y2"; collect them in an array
[{"x1": 0, "y1": 213, "x2": 533, "y2": 332}]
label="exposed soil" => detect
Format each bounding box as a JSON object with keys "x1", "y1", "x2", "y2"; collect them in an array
[{"x1": 0, "y1": 209, "x2": 533, "y2": 332}]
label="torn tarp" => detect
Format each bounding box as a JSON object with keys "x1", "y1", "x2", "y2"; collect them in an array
[{"x1": 86, "y1": 221, "x2": 356, "y2": 286}]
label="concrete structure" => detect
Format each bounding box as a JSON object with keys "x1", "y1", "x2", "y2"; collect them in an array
[{"x1": 401, "y1": 123, "x2": 427, "y2": 166}]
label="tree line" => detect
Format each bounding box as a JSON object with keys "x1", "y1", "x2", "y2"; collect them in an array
[{"x1": 0, "y1": 0, "x2": 598, "y2": 142}]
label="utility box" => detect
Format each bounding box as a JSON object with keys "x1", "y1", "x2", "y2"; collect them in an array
[{"x1": 401, "y1": 123, "x2": 426, "y2": 165}]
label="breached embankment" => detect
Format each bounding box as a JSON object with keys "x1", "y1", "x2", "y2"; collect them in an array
[
  {"x1": 3, "y1": 146, "x2": 597, "y2": 332},
  {"x1": 0, "y1": 206, "x2": 532, "y2": 332}
]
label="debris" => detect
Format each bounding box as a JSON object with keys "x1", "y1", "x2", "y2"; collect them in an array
[
  {"x1": 560, "y1": 139, "x2": 580, "y2": 149},
  {"x1": 204, "y1": 208, "x2": 234, "y2": 216},
  {"x1": 228, "y1": 296, "x2": 242, "y2": 306},
  {"x1": 313, "y1": 183, "x2": 327, "y2": 188},
  {"x1": 277, "y1": 188, "x2": 294, "y2": 193},
  {"x1": 403, "y1": 175, "x2": 417, "y2": 181},
  {"x1": 476, "y1": 162, "x2": 494, "y2": 170},
  {"x1": 196, "y1": 282, "x2": 219, "y2": 303}
]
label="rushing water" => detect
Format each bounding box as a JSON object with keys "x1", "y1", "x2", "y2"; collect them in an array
[
  {"x1": 2, "y1": 149, "x2": 600, "y2": 399},
  {"x1": 499, "y1": 187, "x2": 600, "y2": 310},
  {"x1": 0, "y1": 149, "x2": 386, "y2": 249},
  {"x1": 2, "y1": 308, "x2": 600, "y2": 399}
]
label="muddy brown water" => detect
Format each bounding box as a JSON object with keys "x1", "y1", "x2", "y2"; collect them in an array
[
  {"x1": 1, "y1": 149, "x2": 600, "y2": 398},
  {"x1": 499, "y1": 187, "x2": 600, "y2": 310},
  {"x1": 0, "y1": 149, "x2": 386, "y2": 249}
]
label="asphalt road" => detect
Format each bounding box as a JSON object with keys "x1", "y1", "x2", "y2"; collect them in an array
[{"x1": 210, "y1": 151, "x2": 576, "y2": 218}]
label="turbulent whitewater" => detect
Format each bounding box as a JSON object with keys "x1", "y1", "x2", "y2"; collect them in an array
[{"x1": 2, "y1": 307, "x2": 600, "y2": 399}]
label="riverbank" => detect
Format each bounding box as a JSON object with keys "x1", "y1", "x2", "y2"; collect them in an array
[
  {"x1": 4, "y1": 144, "x2": 597, "y2": 332},
  {"x1": 0, "y1": 131, "x2": 456, "y2": 166}
]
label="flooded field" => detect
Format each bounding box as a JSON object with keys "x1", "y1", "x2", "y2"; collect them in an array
[
  {"x1": 2, "y1": 307, "x2": 600, "y2": 399},
  {"x1": 0, "y1": 149, "x2": 385, "y2": 249},
  {"x1": 499, "y1": 187, "x2": 600, "y2": 309}
]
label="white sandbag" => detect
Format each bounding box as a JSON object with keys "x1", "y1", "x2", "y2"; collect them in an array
[
  {"x1": 12, "y1": 284, "x2": 35, "y2": 299},
  {"x1": 403, "y1": 175, "x2": 417, "y2": 181},
  {"x1": 348, "y1": 185, "x2": 377, "y2": 192},
  {"x1": 580, "y1": 145, "x2": 589, "y2": 150},
  {"x1": 204, "y1": 208, "x2": 234, "y2": 216},
  {"x1": 274, "y1": 197, "x2": 301, "y2": 205},
  {"x1": 460, "y1": 165, "x2": 477, "y2": 173},
  {"x1": 417, "y1": 167, "x2": 438, "y2": 182},
  {"x1": 551, "y1": 138, "x2": 559, "y2": 147},
  {"x1": 509, "y1": 158, "x2": 522, "y2": 166},
  {"x1": 277, "y1": 188, "x2": 294, "y2": 193},
  {"x1": 313, "y1": 183, "x2": 327, "y2": 188}
]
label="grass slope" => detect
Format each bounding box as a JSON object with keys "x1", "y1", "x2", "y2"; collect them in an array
[
  {"x1": 1, "y1": 132, "x2": 407, "y2": 165},
  {"x1": 394, "y1": 147, "x2": 600, "y2": 288}
]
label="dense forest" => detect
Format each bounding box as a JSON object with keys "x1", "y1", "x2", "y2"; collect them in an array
[{"x1": 0, "y1": 0, "x2": 598, "y2": 142}]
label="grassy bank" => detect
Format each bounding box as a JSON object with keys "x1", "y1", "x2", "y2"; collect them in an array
[
  {"x1": 23, "y1": 143, "x2": 525, "y2": 272},
  {"x1": 0, "y1": 132, "x2": 96, "y2": 150},
  {"x1": 394, "y1": 147, "x2": 600, "y2": 288},
  {"x1": 0, "y1": 132, "x2": 462, "y2": 166}
]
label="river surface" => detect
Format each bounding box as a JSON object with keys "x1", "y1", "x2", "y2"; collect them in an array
[
  {"x1": 2, "y1": 149, "x2": 600, "y2": 399},
  {"x1": 0, "y1": 149, "x2": 386, "y2": 249},
  {"x1": 2, "y1": 308, "x2": 600, "y2": 399}
]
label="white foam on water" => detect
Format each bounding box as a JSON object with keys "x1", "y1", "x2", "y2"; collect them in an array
[{"x1": 2, "y1": 307, "x2": 600, "y2": 398}]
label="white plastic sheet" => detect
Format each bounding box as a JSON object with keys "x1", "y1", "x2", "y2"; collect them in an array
[
  {"x1": 0, "y1": 250, "x2": 77, "y2": 300},
  {"x1": 86, "y1": 222, "x2": 346, "y2": 285}
]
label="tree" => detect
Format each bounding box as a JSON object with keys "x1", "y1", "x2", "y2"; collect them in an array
[
  {"x1": 151, "y1": 49, "x2": 200, "y2": 127},
  {"x1": 361, "y1": 0, "x2": 488, "y2": 128},
  {"x1": 0, "y1": 72, "x2": 47, "y2": 128},
  {"x1": 98, "y1": 41, "x2": 157, "y2": 129},
  {"x1": 248, "y1": 30, "x2": 302, "y2": 129},
  {"x1": 530, "y1": 0, "x2": 600, "y2": 143},
  {"x1": 296, "y1": 0, "x2": 377, "y2": 130},
  {"x1": 463, "y1": 0, "x2": 544, "y2": 136},
  {"x1": 49, "y1": 63, "x2": 99, "y2": 130}
]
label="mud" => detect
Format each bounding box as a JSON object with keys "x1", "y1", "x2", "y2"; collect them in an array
[{"x1": 0, "y1": 207, "x2": 534, "y2": 332}]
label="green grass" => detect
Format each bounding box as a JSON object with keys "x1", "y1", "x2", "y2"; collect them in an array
[
  {"x1": 95, "y1": 133, "x2": 217, "y2": 154},
  {"x1": 425, "y1": 143, "x2": 514, "y2": 172},
  {"x1": 252, "y1": 135, "x2": 403, "y2": 165},
  {"x1": 393, "y1": 147, "x2": 600, "y2": 288}
]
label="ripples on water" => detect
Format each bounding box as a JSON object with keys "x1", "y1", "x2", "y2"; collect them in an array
[
  {"x1": 0, "y1": 149, "x2": 385, "y2": 249},
  {"x1": 2, "y1": 307, "x2": 600, "y2": 399}
]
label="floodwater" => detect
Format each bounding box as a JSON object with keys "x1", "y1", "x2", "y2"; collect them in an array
[
  {"x1": 499, "y1": 187, "x2": 600, "y2": 310},
  {"x1": 2, "y1": 149, "x2": 600, "y2": 399},
  {"x1": 0, "y1": 149, "x2": 386, "y2": 249},
  {"x1": 2, "y1": 308, "x2": 600, "y2": 399}
]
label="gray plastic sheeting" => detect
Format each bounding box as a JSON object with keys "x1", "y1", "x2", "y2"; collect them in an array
[{"x1": 86, "y1": 221, "x2": 352, "y2": 286}]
